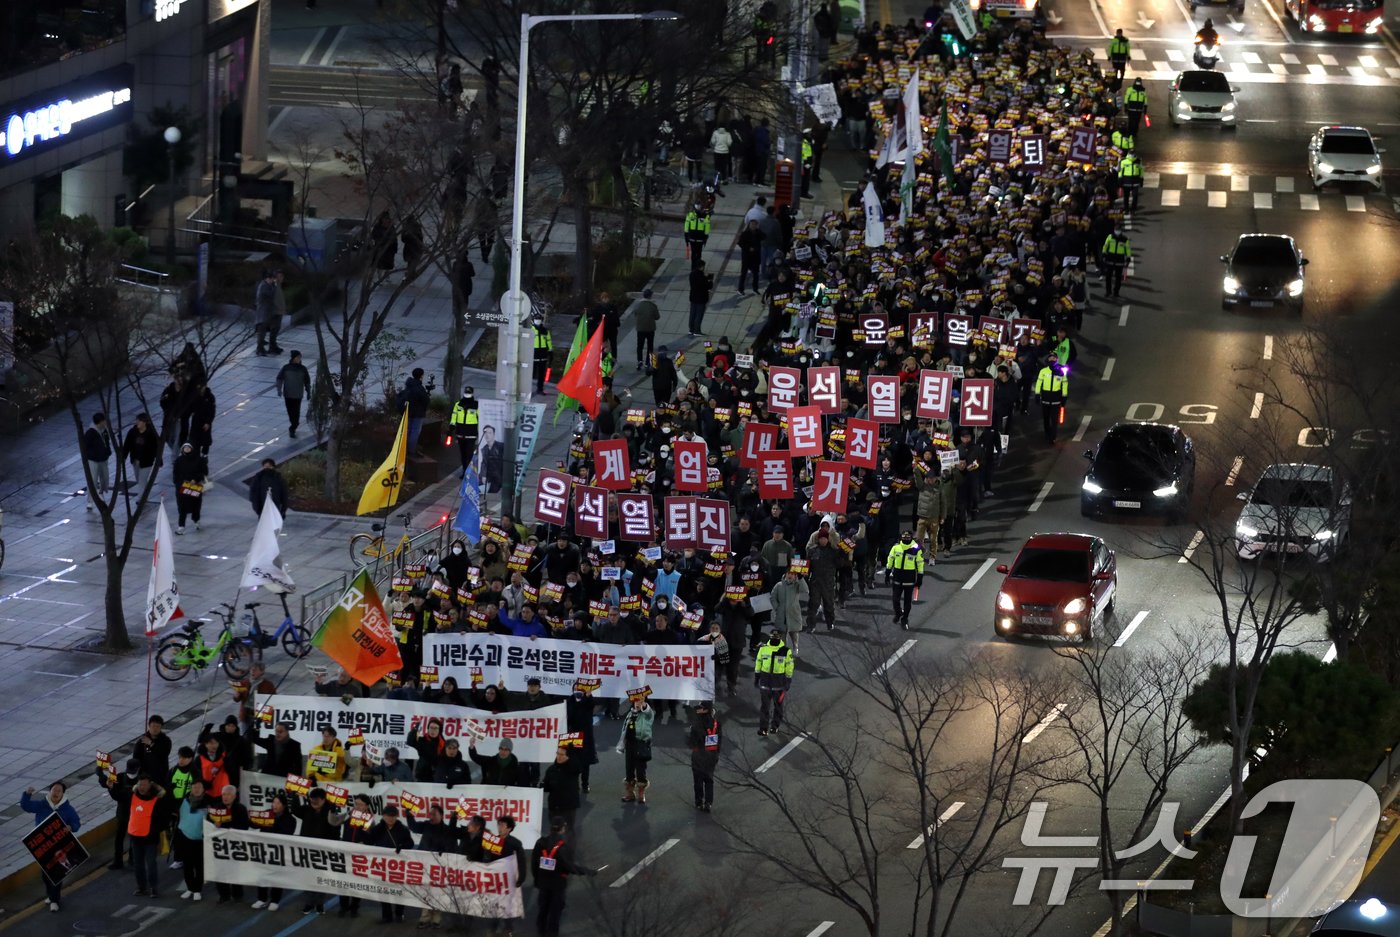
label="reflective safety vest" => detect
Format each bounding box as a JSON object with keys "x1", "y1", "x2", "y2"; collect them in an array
[
  {"x1": 450, "y1": 401, "x2": 479, "y2": 429},
  {"x1": 533, "y1": 326, "x2": 552, "y2": 352},
  {"x1": 1119, "y1": 155, "x2": 1143, "y2": 182},
  {"x1": 128, "y1": 791, "x2": 159, "y2": 838},
  {"x1": 886, "y1": 540, "x2": 925, "y2": 575},
  {"x1": 1109, "y1": 36, "x2": 1130, "y2": 59},
  {"x1": 754, "y1": 641, "x2": 794, "y2": 678},
  {"x1": 801, "y1": 139, "x2": 813, "y2": 165},
  {"x1": 1053, "y1": 337, "x2": 1074, "y2": 365},
  {"x1": 1101, "y1": 234, "x2": 1132, "y2": 262},
  {"x1": 1111, "y1": 130, "x2": 1135, "y2": 152},
  {"x1": 601, "y1": 352, "x2": 615, "y2": 379},
  {"x1": 1124, "y1": 86, "x2": 1147, "y2": 112},
  {"x1": 1034, "y1": 366, "x2": 1068, "y2": 399},
  {"x1": 684, "y1": 212, "x2": 711, "y2": 238}
]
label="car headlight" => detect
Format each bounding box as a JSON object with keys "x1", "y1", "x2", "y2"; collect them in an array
[
  {"x1": 1313, "y1": 530, "x2": 1335, "y2": 541},
  {"x1": 1222, "y1": 102, "x2": 1236, "y2": 112},
  {"x1": 1308, "y1": 13, "x2": 1326, "y2": 28},
  {"x1": 1287, "y1": 278, "x2": 1304, "y2": 297},
  {"x1": 1367, "y1": 164, "x2": 1382, "y2": 175},
  {"x1": 1318, "y1": 161, "x2": 1335, "y2": 174},
  {"x1": 1082, "y1": 480, "x2": 1103, "y2": 494},
  {"x1": 1062, "y1": 598, "x2": 1086, "y2": 615},
  {"x1": 1176, "y1": 99, "x2": 1191, "y2": 112},
  {"x1": 1236, "y1": 523, "x2": 1259, "y2": 539},
  {"x1": 1153, "y1": 483, "x2": 1178, "y2": 498},
  {"x1": 1223, "y1": 276, "x2": 1241, "y2": 294},
  {"x1": 997, "y1": 591, "x2": 1016, "y2": 611}
]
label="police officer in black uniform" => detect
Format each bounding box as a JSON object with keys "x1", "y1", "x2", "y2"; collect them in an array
[{"x1": 531, "y1": 816, "x2": 596, "y2": 937}]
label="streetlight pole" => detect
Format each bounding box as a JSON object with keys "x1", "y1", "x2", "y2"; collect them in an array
[
  {"x1": 497, "y1": 10, "x2": 680, "y2": 521},
  {"x1": 163, "y1": 126, "x2": 182, "y2": 266}
]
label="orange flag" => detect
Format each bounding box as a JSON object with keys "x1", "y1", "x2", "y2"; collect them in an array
[{"x1": 554, "y1": 324, "x2": 606, "y2": 418}]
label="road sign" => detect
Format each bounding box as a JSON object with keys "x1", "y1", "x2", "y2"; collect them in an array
[{"x1": 499, "y1": 290, "x2": 532, "y2": 324}]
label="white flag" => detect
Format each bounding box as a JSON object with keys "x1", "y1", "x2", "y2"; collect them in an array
[
  {"x1": 904, "y1": 69, "x2": 923, "y2": 157},
  {"x1": 145, "y1": 501, "x2": 182, "y2": 636},
  {"x1": 900, "y1": 152, "x2": 918, "y2": 226},
  {"x1": 241, "y1": 500, "x2": 296, "y2": 594},
  {"x1": 863, "y1": 182, "x2": 886, "y2": 248}
]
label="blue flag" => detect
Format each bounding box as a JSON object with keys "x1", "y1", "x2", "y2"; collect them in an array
[{"x1": 454, "y1": 469, "x2": 482, "y2": 544}]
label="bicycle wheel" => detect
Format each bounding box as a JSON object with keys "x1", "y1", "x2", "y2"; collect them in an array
[
  {"x1": 221, "y1": 639, "x2": 254, "y2": 679},
  {"x1": 349, "y1": 533, "x2": 377, "y2": 567},
  {"x1": 155, "y1": 638, "x2": 193, "y2": 682},
  {"x1": 281, "y1": 622, "x2": 312, "y2": 659}
]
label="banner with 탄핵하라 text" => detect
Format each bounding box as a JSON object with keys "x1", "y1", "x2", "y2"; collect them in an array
[
  {"x1": 254, "y1": 694, "x2": 565, "y2": 762},
  {"x1": 424, "y1": 633, "x2": 714, "y2": 700},
  {"x1": 204, "y1": 826, "x2": 522, "y2": 917},
  {"x1": 241, "y1": 772, "x2": 544, "y2": 845}
]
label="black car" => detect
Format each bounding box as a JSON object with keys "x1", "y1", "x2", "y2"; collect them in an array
[
  {"x1": 1081, "y1": 422, "x2": 1196, "y2": 519},
  {"x1": 1221, "y1": 233, "x2": 1308, "y2": 311}
]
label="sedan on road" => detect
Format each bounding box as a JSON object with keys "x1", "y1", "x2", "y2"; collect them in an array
[
  {"x1": 1309, "y1": 125, "x2": 1384, "y2": 191},
  {"x1": 1168, "y1": 69, "x2": 1238, "y2": 127},
  {"x1": 1221, "y1": 233, "x2": 1308, "y2": 311},
  {"x1": 1235, "y1": 462, "x2": 1351, "y2": 561},
  {"x1": 994, "y1": 533, "x2": 1117, "y2": 643},
  {"x1": 1082, "y1": 422, "x2": 1196, "y2": 519}
]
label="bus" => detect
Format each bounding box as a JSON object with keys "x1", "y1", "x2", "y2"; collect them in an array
[
  {"x1": 1284, "y1": 0, "x2": 1385, "y2": 34},
  {"x1": 969, "y1": 0, "x2": 1042, "y2": 20}
]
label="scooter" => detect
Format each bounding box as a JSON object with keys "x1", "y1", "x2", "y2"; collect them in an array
[{"x1": 1193, "y1": 35, "x2": 1221, "y2": 68}]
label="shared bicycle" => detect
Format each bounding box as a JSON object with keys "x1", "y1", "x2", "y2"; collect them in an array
[
  {"x1": 154, "y1": 594, "x2": 310, "y2": 682},
  {"x1": 349, "y1": 511, "x2": 415, "y2": 569}
]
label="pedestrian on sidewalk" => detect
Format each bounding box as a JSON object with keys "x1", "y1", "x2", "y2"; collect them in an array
[
  {"x1": 450, "y1": 386, "x2": 480, "y2": 475},
  {"x1": 398, "y1": 368, "x2": 432, "y2": 454},
  {"x1": 98, "y1": 758, "x2": 138, "y2": 868},
  {"x1": 651, "y1": 345, "x2": 678, "y2": 405},
  {"x1": 752, "y1": 119, "x2": 772, "y2": 184},
  {"x1": 249, "y1": 458, "x2": 288, "y2": 517},
  {"x1": 683, "y1": 204, "x2": 711, "y2": 269},
  {"x1": 371, "y1": 211, "x2": 397, "y2": 273},
  {"x1": 254, "y1": 270, "x2": 283, "y2": 356},
  {"x1": 688, "y1": 260, "x2": 714, "y2": 337},
  {"x1": 172, "y1": 444, "x2": 207, "y2": 534},
  {"x1": 275, "y1": 350, "x2": 311, "y2": 438},
  {"x1": 83, "y1": 412, "x2": 113, "y2": 510},
  {"x1": 20, "y1": 781, "x2": 81, "y2": 912},
  {"x1": 709, "y1": 123, "x2": 734, "y2": 182},
  {"x1": 189, "y1": 381, "x2": 216, "y2": 457},
  {"x1": 122, "y1": 413, "x2": 161, "y2": 492},
  {"x1": 400, "y1": 216, "x2": 423, "y2": 278},
  {"x1": 758, "y1": 206, "x2": 783, "y2": 279},
  {"x1": 738, "y1": 219, "x2": 763, "y2": 294},
  {"x1": 632, "y1": 289, "x2": 659, "y2": 371}
]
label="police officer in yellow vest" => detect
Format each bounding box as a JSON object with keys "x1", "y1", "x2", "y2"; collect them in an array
[
  {"x1": 1100, "y1": 226, "x2": 1132, "y2": 298},
  {"x1": 754, "y1": 628, "x2": 794, "y2": 737},
  {"x1": 532, "y1": 315, "x2": 553, "y2": 395},
  {"x1": 800, "y1": 134, "x2": 815, "y2": 199},
  {"x1": 684, "y1": 205, "x2": 711, "y2": 270},
  {"x1": 449, "y1": 386, "x2": 480, "y2": 476},
  {"x1": 1124, "y1": 77, "x2": 1148, "y2": 135},
  {"x1": 1108, "y1": 29, "x2": 1130, "y2": 83},
  {"x1": 885, "y1": 531, "x2": 926, "y2": 630},
  {"x1": 1034, "y1": 353, "x2": 1070, "y2": 444},
  {"x1": 1110, "y1": 124, "x2": 1136, "y2": 157},
  {"x1": 1118, "y1": 152, "x2": 1144, "y2": 212}
]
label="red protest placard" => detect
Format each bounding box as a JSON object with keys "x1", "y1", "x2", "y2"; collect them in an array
[
  {"x1": 846, "y1": 418, "x2": 879, "y2": 469},
  {"x1": 756, "y1": 455, "x2": 794, "y2": 500},
  {"x1": 573, "y1": 485, "x2": 608, "y2": 540},
  {"x1": 960, "y1": 378, "x2": 995, "y2": 427},
  {"x1": 786, "y1": 406, "x2": 823, "y2": 458},
  {"x1": 664, "y1": 497, "x2": 697, "y2": 550},
  {"x1": 695, "y1": 499, "x2": 731, "y2": 553},
  {"x1": 807, "y1": 366, "x2": 841, "y2": 413},
  {"x1": 742, "y1": 423, "x2": 781, "y2": 469},
  {"x1": 534, "y1": 469, "x2": 572, "y2": 525},
  {"x1": 916, "y1": 370, "x2": 954, "y2": 420},
  {"x1": 592, "y1": 439, "x2": 631, "y2": 491},
  {"x1": 811, "y1": 461, "x2": 850, "y2": 513},
  {"x1": 616, "y1": 493, "x2": 656, "y2": 542},
  {"x1": 867, "y1": 375, "x2": 901, "y2": 424},
  {"x1": 673, "y1": 440, "x2": 708, "y2": 493},
  {"x1": 767, "y1": 366, "x2": 802, "y2": 412}
]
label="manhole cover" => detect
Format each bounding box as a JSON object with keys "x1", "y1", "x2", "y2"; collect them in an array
[{"x1": 72, "y1": 918, "x2": 140, "y2": 935}]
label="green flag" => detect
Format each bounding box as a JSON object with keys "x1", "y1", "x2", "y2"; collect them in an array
[
  {"x1": 933, "y1": 98, "x2": 955, "y2": 185},
  {"x1": 553, "y1": 315, "x2": 589, "y2": 425}
]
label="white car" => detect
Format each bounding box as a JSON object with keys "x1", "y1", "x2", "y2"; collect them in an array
[
  {"x1": 1308, "y1": 125, "x2": 1384, "y2": 191},
  {"x1": 1168, "y1": 70, "x2": 1238, "y2": 128},
  {"x1": 1235, "y1": 463, "x2": 1350, "y2": 561}
]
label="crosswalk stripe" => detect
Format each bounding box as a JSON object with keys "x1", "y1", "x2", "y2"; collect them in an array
[
  {"x1": 1187, "y1": 173, "x2": 1206, "y2": 190},
  {"x1": 1242, "y1": 51, "x2": 1263, "y2": 64},
  {"x1": 1207, "y1": 191, "x2": 1227, "y2": 208},
  {"x1": 1254, "y1": 192, "x2": 1273, "y2": 210},
  {"x1": 1229, "y1": 60, "x2": 1252, "y2": 74},
  {"x1": 1348, "y1": 66, "x2": 1369, "y2": 77},
  {"x1": 1269, "y1": 63, "x2": 1289, "y2": 75},
  {"x1": 1161, "y1": 190, "x2": 1181, "y2": 207},
  {"x1": 1281, "y1": 52, "x2": 1301, "y2": 64},
  {"x1": 1360, "y1": 55, "x2": 1379, "y2": 68},
  {"x1": 1143, "y1": 171, "x2": 1161, "y2": 189},
  {"x1": 1300, "y1": 194, "x2": 1320, "y2": 210},
  {"x1": 1307, "y1": 63, "x2": 1327, "y2": 76},
  {"x1": 1276, "y1": 176, "x2": 1295, "y2": 193},
  {"x1": 1346, "y1": 195, "x2": 1366, "y2": 212},
  {"x1": 1166, "y1": 48, "x2": 1185, "y2": 62},
  {"x1": 1388, "y1": 67, "x2": 1400, "y2": 80},
  {"x1": 1152, "y1": 60, "x2": 1169, "y2": 73},
  {"x1": 1318, "y1": 53, "x2": 1338, "y2": 66},
  {"x1": 1230, "y1": 176, "x2": 1250, "y2": 192},
  {"x1": 1131, "y1": 47, "x2": 1147, "y2": 60}
]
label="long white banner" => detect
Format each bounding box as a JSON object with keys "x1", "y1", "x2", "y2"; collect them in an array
[
  {"x1": 255, "y1": 695, "x2": 566, "y2": 762},
  {"x1": 423, "y1": 634, "x2": 715, "y2": 700},
  {"x1": 242, "y1": 771, "x2": 544, "y2": 846},
  {"x1": 204, "y1": 826, "x2": 522, "y2": 917}
]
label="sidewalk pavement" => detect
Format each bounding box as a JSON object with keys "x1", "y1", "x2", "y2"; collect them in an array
[{"x1": 0, "y1": 107, "x2": 856, "y2": 902}]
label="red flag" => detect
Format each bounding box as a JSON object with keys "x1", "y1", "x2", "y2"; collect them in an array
[{"x1": 555, "y1": 325, "x2": 607, "y2": 418}]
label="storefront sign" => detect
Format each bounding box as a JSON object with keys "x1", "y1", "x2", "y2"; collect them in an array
[{"x1": 0, "y1": 66, "x2": 134, "y2": 164}]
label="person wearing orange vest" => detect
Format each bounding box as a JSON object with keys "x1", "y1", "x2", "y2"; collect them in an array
[
  {"x1": 531, "y1": 816, "x2": 597, "y2": 937},
  {"x1": 686, "y1": 700, "x2": 722, "y2": 812},
  {"x1": 127, "y1": 774, "x2": 168, "y2": 898}
]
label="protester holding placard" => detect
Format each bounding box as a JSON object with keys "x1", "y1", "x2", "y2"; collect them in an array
[
  {"x1": 305, "y1": 727, "x2": 349, "y2": 783},
  {"x1": 173, "y1": 779, "x2": 206, "y2": 902},
  {"x1": 250, "y1": 793, "x2": 295, "y2": 910},
  {"x1": 338, "y1": 793, "x2": 375, "y2": 918},
  {"x1": 206, "y1": 783, "x2": 250, "y2": 904},
  {"x1": 367, "y1": 806, "x2": 415, "y2": 923},
  {"x1": 292, "y1": 787, "x2": 344, "y2": 914},
  {"x1": 20, "y1": 781, "x2": 81, "y2": 911},
  {"x1": 97, "y1": 757, "x2": 139, "y2": 870},
  {"x1": 470, "y1": 737, "x2": 523, "y2": 786}
]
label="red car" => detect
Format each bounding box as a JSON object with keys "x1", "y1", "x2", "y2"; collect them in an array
[{"x1": 993, "y1": 533, "x2": 1117, "y2": 642}]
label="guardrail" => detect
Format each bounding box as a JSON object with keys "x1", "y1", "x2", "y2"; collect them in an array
[
  {"x1": 114, "y1": 263, "x2": 174, "y2": 290},
  {"x1": 298, "y1": 521, "x2": 452, "y2": 633}
]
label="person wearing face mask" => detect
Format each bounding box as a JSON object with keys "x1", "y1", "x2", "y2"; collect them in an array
[
  {"x1": 753, "y1": 628, "x2": 794, "y2": 737},
  {"x1": 885, "y1": 530, "x2": 925, "y2": 630},
  {"x1": 768, "y1": 567, "x2": 809, "y2": 656},
  {"x1": 617, "y1": 696, "x2": 655, "y2": 803},
  {"x1": 440, "y1": 538, "x2": 471, "y2": 590},
  {"x1": 643, "y1": 612, "x2": 682, "y2": 723},
  {"x1": 699, "y1": 621, "x2": 734, "y2": 697}
]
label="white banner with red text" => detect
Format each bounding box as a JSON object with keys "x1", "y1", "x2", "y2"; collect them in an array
[
  {"x1": 424, "y1": 634, "x2": 714, "y2": 700},
  {"x1": 203, "y1": 826, "x2": 522, "y2": 917},
  {"x1": 254, "y1": 694, "x2": 566, "y2": 762}
]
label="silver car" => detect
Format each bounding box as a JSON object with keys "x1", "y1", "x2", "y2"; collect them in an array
[
  {"x1": 1308, "y1": 125, "x2": 1384, "y2": 191},
  {"x1": 1235, "y1": 463, "x2": 1350, "y2": 561},
  {"x1": 1168, "y1": 70, "x2": 1238, "y2": 128}
]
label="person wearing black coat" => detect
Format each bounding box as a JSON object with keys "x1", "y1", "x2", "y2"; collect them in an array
[
  {"x1": 294, "y1": 789, "x2": 343, "y2": 914},
  {"x1": 254, "y1": 794, "x2": 297, "y2": 909},
  {"x1": 248, "y1": 458, "x2": 289, "y2": 516},
  {"x1": 469, "y1": 738, "x2": 522, "y2": 785},
  {"x1": 651, "y1": 345, "x2": 678, "y2": 405},
  {"x1": 98, "y1": 759, "x2": 140, "y2": 868},
  {"x1": 367, "y1": 808, "x2": 414, "y2": 922},
  {"x1": 121, "y1": 413, "x2": 162, "y2": 490},
  {"x1": 431, "y1": 739, "x2": 473, "y2": 787},
  {"x1": 172, "y1": 444, "x2": 208, "y2": 533},
  {"x1": 541, "y1": 746, "x2": 583, "y2": 833},
  {"x1": 406, "y1": 805, "x2": 461, "y2": 928},
  {"x1": 253, "y1": 722, "x2": 304, "y2": 777},
  {"x1": 188, "y1": 383, "x2": 216, "y2": 457},
  {"x1": 406, "y1": 719, "x2": 447, "y2": 781},
  {"x1": 564, "y1": 691, "x2": 598, "y2": 791},
  {"x1": 531, "y1": 817, "x2": 596, "y2": 937}
]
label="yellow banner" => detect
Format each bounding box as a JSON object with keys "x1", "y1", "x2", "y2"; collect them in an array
[{"x1": 356, "y1": 406, "x2": 409, "y2": 516}]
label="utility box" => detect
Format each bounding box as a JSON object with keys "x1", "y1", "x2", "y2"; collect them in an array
[{"x1": 773, "y1": 158, "x2": 797, "y2": 209}]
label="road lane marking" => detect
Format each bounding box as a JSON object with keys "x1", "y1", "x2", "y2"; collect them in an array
[
  {"x1": 0, "y1": 565, "x2": 79, "y2": 604},
  {"x1": 962, "y1": 558, "x2": 998, "y2": 591},
  {"x1": 1102, "y1": 358, "x2": 1115, "y2": 381},
  {"x1": 1166, "y1": 48, "x2": 1184, "y2": 61},
  {"x1": 804, "y1": 925, "x2": 836, "y2": 937},
  {"x1": 1023, "y1": 703, "x2": 1069, "y2": 744},
  {"x1": 1226, "y1": 456, "x2": 1244, "y2": 486},
  {"x1": 1318, "y1": 52, "x2": 1338, "y2": 65},
  {"x1": 1361, "y1": 55, "x2": 1380, "y2": 68},
  {"x1": 756, "y1": 734, "x2": 807, "y2": 774},
  {"x1": 610, "y1": 839, "x2": 680, "y2": 888},
  {"x1": 1187, "y1": 173, "x2": 1205, "y2": 189},
  {"x1": 1029, "y1": 482, "x2": 1054, "y2": 513},
  {"x1": 1250, "y1": 392, "x2": 1264, "y2": 419},
  {"x1": 1114, "y1": 610, "x2": 1150, "y2": 647},
  {"x1": 1307, "y1": 63, "x2": 1327, "y2": 76},
  {"x1": 1144, "y1": 171, "x2": 1161, "y2": 189},
  {"x1": 1118, "y1": 305, "x2": 1130, "y2": 326},
  {"x1": 874, "y1": 639, "x2": 917, "y2": 676},
  {"x1": 1073, "y1": 414, "x2": 1092, "y2": 442},
  {"x1": 297, "y1": 26, "x2": 327, "y2": 66},
  {"x1": 319, "y1": 25, "x2": 349, "y2": 67},
  {"x1": 1179, "y1": 530, "x2": 1205, "y2": 564},
  {"x1": 1300, "y1": 193, "x2": 1320, "y2": 210},
  {"x1": 1346, "y1": 195, "x2": 1366, "y2": 212},
  {"x1": 1254, "y1": 192, "x2": 1273, "y2": 209},
  {"x1": 1281, "y1": 52, "x2": 1301, "y2": 65},
  {"x1": 906, "y1": 801, "x2": 967, "y2": 849},
  {"x1": 1276, "y1": 175, "x2": 1295, "y2": 192},
  {"x1": 1231, "y1": 175, "x2": 1250, "y2": 191},
  {"x1": 1269, "y1": 63, "x2": 1288, "y2": 75},
  {"x1": 1160, "y1": 190, "x2": 1181, "y2": 207},
  {"x1": 1263, "y1": 335, "x2": 1273, "y2": 360},
  {"x1": 1207, "y1": 191, "x2": 1227, "y2": 208},
  {"x1": 1243, "y1": 51, "x2": 1262, "y2": 64}
]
